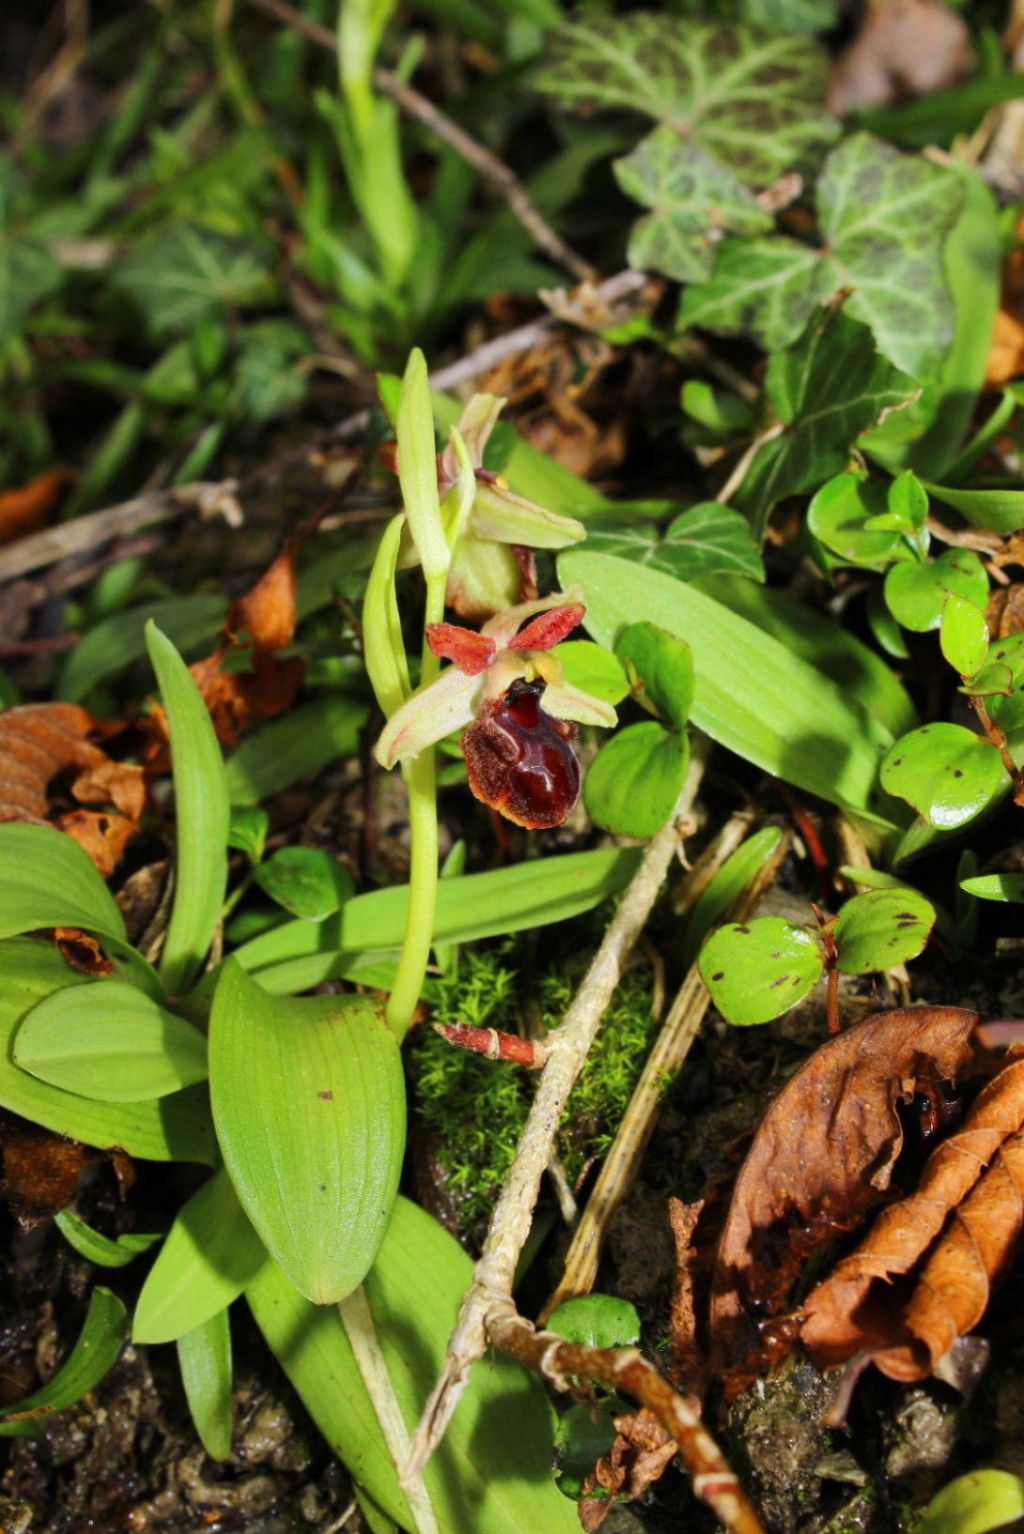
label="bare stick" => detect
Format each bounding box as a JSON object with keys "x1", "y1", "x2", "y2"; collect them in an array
[
  {"x1": 485, "y1": 1305, "x2": 767, "y2": 1534},
  {"x1": 542, "y1": 823, "x2": 789, "y2": 1318},
  {"x1": 404, "y1": 748, "x2": 707, "y2": 1479},
  {"x1": 244, "y1": 0, "x2": 596, "y2": 282}
]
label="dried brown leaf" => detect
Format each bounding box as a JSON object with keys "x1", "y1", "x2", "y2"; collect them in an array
[
  {"x1": 0, "y1": 469, "x2": 75, "y2": 546},
  {"x1": 0, "y1": 1114, "x2": 88, "y2": 1229},
  {"x1": 709, "y1": 1006, "x2": 979, "y2": 1393},
  {"x1": 668, "y1": 1196, "x2": 707, "y2": 1404},
  {"x1": 579, "y1": 1408, "x2": 677, "y2": 1532}
]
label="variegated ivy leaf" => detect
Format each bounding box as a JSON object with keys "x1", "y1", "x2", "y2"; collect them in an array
[
  {"x1": 585, "y1": 502, "x2": 765, "y2": 582},
  {"x1": 613, "y1": 129, "x2": 772, "y2": 283},
  {"x1": 680, "y1": 133, "x2": 964, "y2": 379},
  {"x1": 536, "y1": 15, "x2": 836, "y2": 187}
]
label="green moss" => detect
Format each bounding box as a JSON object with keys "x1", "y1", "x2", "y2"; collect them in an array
[{"x1": 410, "y1": 945, "x2": 659, "y2": 1232}]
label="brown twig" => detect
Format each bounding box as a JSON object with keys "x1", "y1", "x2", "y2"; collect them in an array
[
  {"x1": 434, "y1": 1022, "x2": 549, "y2": 1068},
  {"x1": 244, "y1": 0, "x2": 597, "y2": 283},
  {"x1": 485, "y1": 1304, "x2": 766, "y2": 1534},
  {"x1": 404, "y1": 748, "x2": 708, "y2": 1481}
]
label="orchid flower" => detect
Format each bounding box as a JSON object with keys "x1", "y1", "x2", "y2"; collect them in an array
[
  {"x1": 375, "y1": 591, "x2": 617, "y2": 828},
  {"x1": 391, "y1": 394, "x2": 587, "y2": 621}
]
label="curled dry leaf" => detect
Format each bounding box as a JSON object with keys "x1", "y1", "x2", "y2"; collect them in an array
[
  {"x1": 0, "y1": 468, "x2": 75, "y2": 546},
  {"x1": 709, "y1": 1006, "x2": 979, "y2": 1394},
  {"x1": 828, "y1": 0, "x2": 974, "y2": 115},
  {"x1": 802, "y1": 1057, "x2": 1024, "y2": 1381},
  {"x1": 0, "y1": 704, "x2": 145, "y2": 875},
  {"x1": 579, "y1": 1407, "x2": 677, "y2": 1532},
  {"x1": 0, "y1": 1113, "x2": 88, "y2": 1229}
]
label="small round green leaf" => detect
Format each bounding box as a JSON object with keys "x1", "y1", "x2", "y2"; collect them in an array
[
  {"x1": 940, "y1": 593, "x2": 989, "y2": 678},
  {"x1": 253, "y1": 846, "x2": 356, "y2": 921},
  {"x1": 881, "y1": 724, "x2": 1008, "y2": 829},
  {"x1": 972, "y1": 633, "x2": 1024, "y2": 745},
  {"x1": 832, "y1": 888, "x2": 935, "y2": 974},
  {"x1": 210, "y1": 961, "x2": 406, "y2": 1305},
  {"x1": 547, "y1": 1294, "x2": 641, "y2": 1349},
  {"x1": 614, "y1": 621, "x2": 694, "y2": 731},
  {"x1": 808, "y1": 472, "x2": 908, "y2": 569},
  {"x1": 552, "y1": 641, "x2": 630, "y2": 705},
  {"x1": 960, "y1": 872, "x2": 1024, "y2": 904},
  {"x1": 884, "y1": 549, "x2": 989, "y2": 633},
  {"x1": 886, "y1": 470, "x2": 929, "y2": 534},
  {"x1": 584, "y1": 722, "x2": 688, "y2": 838},
  {"x1": 554, "y1": 1403, "x2": 618, "y2": 1500},
  {"x1": 698, "y1": 917, "x2": 824, "y2": 1026},
  {"x1": 915, "y1": 1469, "x2": 1024, "y2": 1534}
]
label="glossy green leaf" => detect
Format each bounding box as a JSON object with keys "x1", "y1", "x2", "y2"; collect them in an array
[
  {"x1": 884, "y1": 549, "x2": 989, "y2": 632},
  {"x1": 553, "y1": 641, "x2": 630, "y2": 705},
  {"x1": 224, "y1": 692, "x2": 369, "y2": 805},
  {"x1": 960, "y1": 873, "x2": 1024, "y2": 904},
  {"x1": 146, "y1": 622, "x2": 229, "y2": 996},
  {"x1": 210, "y1": 961, "x2": 405, "y2": 1304},
  {"x1": 247, "y1": 1197, "x2": 581, "y2": 1534},
  {"x1": 55, "y1": 1210, "x2": 161, "y2": 1269},
  {"x1": 681, "y1": 825, "x2": 785, "y2": 970},
  {"x1": 966, "y1": 632, "x2": 1024, "y2": 752},
  {"x1": 252, "y1": 847, "x2": 356, "y2": 921},
  {"x1": 113, "y1": 224, "x2": 272, "y2": 334},
  {"x1": 0, "y1": 939, "x2": 214, "y2": 1163},
  {"x1": 584, "y1": 503, "x2": 765, "y2": 582},
  {"x1": 0, "y1": 822, "x2": 127, "y2": 944},
  {"x1": 15, "y1": 980, "x2": 207, "y2": 1100},
  {"x1": 560, "y1": 551, "x2": 896, "y2": 823},
  {"x1": 940, "y1": 593, "x2": 989, "y2": 678},
  {"x1": 808, "y1": 471, "x2": 912, "y2": 570},
  {"x1": 177, "y1": 1310, "x2": 233, "y2": 1461},
  {"x1": 925, "y1": 482, "x2": 1024, "y2": 535},
  {"x1": 615, "y1": 621, "x2": 693, "y2": 731},
  {"x1": 737, "y1": 308, "x2": 917, "y2": 533},
  {"x1": 832, "y1": 888, "x2": 935, "y2": 974},
  {"x1": 699, "y1": 916, "x2": 824, "y2": 1026},
  {"x1": 0, "y1": 1287, "x2": 126, "y2": 1436},
  {"x1": 881, "y1": 724, "x2": 1008, "y2": 829},
  {"x1": 915, "y1": 1470, "x2": 1024, "y2": 1534},
  {"x1": 134, "y1": 1167, "x2": 268, "y2": 1344},
  {"x1": 547, "y1": 1294, "x2": 640, "y2": 1349},
  {"x1": 225, "y1": 847, "x2": 642, "y2": 996},
  {"x1": 584, "y1": 723, "x2": 688, "y2": 838},
  {"x1": 536, "y1": 16, "x2": 835, "y2": 184},
  {"x1": 886, "y1": 470, "x2": 930, "y2": 532}
]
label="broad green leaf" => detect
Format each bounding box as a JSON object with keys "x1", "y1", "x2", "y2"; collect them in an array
[
  {"x1": 832, "y1": 888, "x2": 935, "y2": 974},
  {"x1": 536, "y1": 17, "x2": 835, "y2": 185},
  {"x1": 247, "y1": 1197, "x2": 581, "y2": 1534},
  {"x1": 58, "y1": 594, "x2": 228, "y2": 703},
  {"x1": 960, "y1": 873, "x2": 1024, "y2": 904},
  {"x1": 680, "y1": 824, "x2": 785, "y2": 970},
  {"x1": 808, "y1": 472, "x2": 913, "y2": 570},
  {"x1": 940, "y1": 594, "x2": 989, "y2": 678},
  {"x1": 586, "y1": 503, "x2": 764, "y2": 582},
  {"x1": 253, "y1": 847, "x2": 356, "y2": 921},
  {"x1": 584, "y1": 722, "x2": 689, "y2": 838},
  {"x1": 737, "y1": 308, "x2": 918, "y2": 533},
  {"x1": 614, "y1": 128, "x2": 771, "y2": 283},
  {"x1": 14, "y1": 980, "x2": 207, "y2": 1101},
  {"x1": 881, "y1": 724, "x2": 1008, "y2": 829},
  {"x1": 615, "y1": 622, "x2": 693, "y2": 730},
  {"x1": 0, "y1": 823, "x2": 126, "y2": 944},
  {"x1": 112, "y1": 224, "x2": 273, "y2": 334},
  {"x1": 55, "y1": 1211, "x2": 161, "y2": 1269},
  {"x1": 547, "y1": 1295, "x2": 640, "y2": 1349},
  {"x1": 178, "y1": 1310, "x2": 233, "y2": 1461},
  {"x1": 146, "y1": 622, "x2": 230, "y2": 996},
  {"x1": 552, "y1": 642, "x2": 630, "y2": 705},
  {"x1": 560, "y1": 551, "x2": 896, "y2": 823},
  {"x1": 210, "y1": 962, "x2": 405, "y2": 1304},
  {"x1": 224, "y1": 692, "x2": 368, "y2": 805},
  {"x1": 0, "y1": 939, "x2": 214, "y2": 1163},
  {"x1": 699, "y1": 917, "x2": 824, "y2": 1025},
  {"x1": 224, "y1": 847, "x2": 642, "y2": 996},
  {"x1": 915, "y1": 1470, "x2": 1024, "y2": 1534},
  {"x1": 680, "y1": 134, "x2": 964, "y2": 378},
  {"x1": 134, "y1": 1167, "x2": 268, "y2": 1343},
  {"x1": 884, "y1": 549, "x2": 989, "y2": 632},
  {"x1": 0, "y1": 1287, "x2": 126, "y2": 1436},
  {"x1": 925, "y1": 481, "x2": 1024, "y2": 535}
]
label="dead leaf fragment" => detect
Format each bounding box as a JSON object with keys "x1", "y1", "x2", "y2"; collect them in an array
[
  {"x1": 0, "y1": 1114, "x2": 88, "y2": 1229},
  {"x1": 579, "y1": 1408, "x2": 677, "y2": 1531},
  {"x1": 709, "y1": 1006, "x2": 979, "y2": 1393},
  {"x1": 0, "y1": 469, "x2": 75, "y2": 547},
  {"x1": 54, "y1": 927, "x2": 114, "y2": 976},
  {"x1": 828, "y1": 0, "x2": 974, "y2": 115}
]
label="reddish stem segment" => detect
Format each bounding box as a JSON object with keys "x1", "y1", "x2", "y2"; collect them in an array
[{"x1": 434, "y1": 1023, "x2": 549, "y2": 1068}]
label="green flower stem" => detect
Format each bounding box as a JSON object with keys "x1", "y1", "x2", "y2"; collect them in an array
[{"x1": 385, "y1": 571, "x2": 447, "y2": 1039}]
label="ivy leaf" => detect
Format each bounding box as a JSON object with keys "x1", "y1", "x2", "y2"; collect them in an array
[
  {"x1": 536, "y1": 15, "x2": 836, "y2": 185},
  {"x1": 881, "y1": 724, "x2": 1008, "y2": 829},
  {"x1": 699, "y1": 916, "x2": 824, "y2": 1026},
  {"x1": 884, "y1": 549, "x2": 989, "y2": 632},
  {"x1": 613, "y1": 129, "x2": 771, "y2": 283},
  {"x1": 832, "y1": 888, "x2": 935, "y2": 974},
  {"x1": 738, "y1": 308, "x2": 918, "y2": 533},
  {"x1": 586, "y1": 503, "x2": 765, "y2": 581},
  {"x1": 680, "y1": 134, "x2": 964, "y2": 378},
  {"x1": 113, "y1": 224, "x2": 273, "y2": 336}
]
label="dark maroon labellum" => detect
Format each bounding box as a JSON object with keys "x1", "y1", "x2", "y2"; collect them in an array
[{"x1": 461, "y1": 679, "x2": 580, "y2": 829}]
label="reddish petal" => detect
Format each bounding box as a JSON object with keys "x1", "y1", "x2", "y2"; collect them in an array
[
  {"x1": 507, "y1": 603, "x2": 585, "y2": 653},
  {"x1": 426, "y1": 622, "x2": 497, "y2": 676}
]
